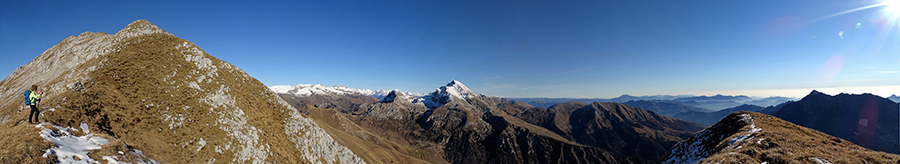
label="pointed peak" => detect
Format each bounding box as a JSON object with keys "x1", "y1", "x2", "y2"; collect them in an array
[
  {"x1": 447, "y1": 80, "x2": 465, "y2": 86},
  {"x1": 115, "y1": 19, "x2": 172, "y2": 39},
  {"x1": 809, "y1": 90, "x2": 827, "y2": 95},
  {"x1": 801, "y1": 90, "x2": 831, "y2": 101},
  {"x1": 388, "y1": 89, "x2": 405, "y2": 96},
  {"x1": 382, "y1": 90, "x2": 406, "y2": 103},
  {"x1": 420, "y1": 80, "x2": 478, "y2": 109}
]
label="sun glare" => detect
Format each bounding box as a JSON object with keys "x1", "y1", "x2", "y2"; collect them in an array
[{"x1": 883, "y1": 0, "x2": 900, "y2": 12}]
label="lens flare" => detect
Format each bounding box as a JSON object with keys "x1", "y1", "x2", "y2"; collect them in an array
[{"x1": 819, "y1": 53, "x2": 846, "y2": 79}]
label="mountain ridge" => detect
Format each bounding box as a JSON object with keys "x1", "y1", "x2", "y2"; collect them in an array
[
  {"x1": 663, "y1": 111, "x2": 900, "y2": 163},
  {"x1": 771, "y1": 90, "x2": 900, "y2": 154},
  {"x1": 0, "y1": 20, "x2": 363, "y2": 163}
]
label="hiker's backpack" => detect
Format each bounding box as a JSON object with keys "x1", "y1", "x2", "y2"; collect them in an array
[{"x1": 24, "y1": 90, "x2": 31, "y2": 105}]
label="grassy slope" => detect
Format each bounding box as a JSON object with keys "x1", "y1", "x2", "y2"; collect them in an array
[
  {"x1": 703, "y1": 112, "x2": 900, "y2": 163},
  {"x1": 0, "y1": 122, "x2": 56, "y2": 163},
  {"x1": 304, "y1": 105, "x2": 442, "y2": 164},
  {"x1": 32, "y1": 33, "x2": 306, "y2": 163}
]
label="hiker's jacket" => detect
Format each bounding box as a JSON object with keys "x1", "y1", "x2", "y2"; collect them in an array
[{"x1": 29, "y1": 91, "x2": 41, "y2": 106}]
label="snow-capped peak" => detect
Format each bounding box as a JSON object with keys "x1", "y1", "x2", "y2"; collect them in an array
[
  {"x1": 442, "y1": 80, "x2": 476, "y2": 100},
  {"x1": 417, "y1": 80, "x2": 479, "y2": 109}
]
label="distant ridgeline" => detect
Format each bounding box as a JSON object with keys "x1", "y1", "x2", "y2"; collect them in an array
[{"x1": 511, "y1": 95, "x2": 796, "y2": 126}]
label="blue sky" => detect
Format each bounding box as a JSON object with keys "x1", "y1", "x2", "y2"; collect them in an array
[{"x1": 2, "y1": 0, "x2": 898, "y2": 98}]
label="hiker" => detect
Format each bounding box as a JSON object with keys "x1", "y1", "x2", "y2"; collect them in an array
[{"x1": 26, "y1": 85, "x2": 42, "y2": 123}]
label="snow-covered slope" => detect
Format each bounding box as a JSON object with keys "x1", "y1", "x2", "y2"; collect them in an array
[{"x1": 416, "y1": 80, "x2": 481, "y2": 109}]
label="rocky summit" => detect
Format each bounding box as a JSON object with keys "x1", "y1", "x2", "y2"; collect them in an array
[{"x1": 0, "y1": 20, "x2": 363, "y2": 163}]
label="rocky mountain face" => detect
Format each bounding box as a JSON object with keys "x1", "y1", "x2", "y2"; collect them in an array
[
  {"x1": 277, "y1": 81, "x2": 711, "y2": 163},
  {"x1": 663, "y1": 111, "x2": 900, "y2": 163},
  {"x1": 509, "y1": 101, "x2": 706, "y2": 161},
  {"x1": 771, "y1": 90, "x2": 900, "y2": 154},
  {"x1": 0, "y1": 20, "x2": 363, "y2": 163}
]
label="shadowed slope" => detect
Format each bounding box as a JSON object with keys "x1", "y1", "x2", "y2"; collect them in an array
[
  {"x1": 524, "y1": 101, "x2": 705, "y2": 161},
  {"x1": 772, "y1": 90, "x2": 900, "y2": 154}
]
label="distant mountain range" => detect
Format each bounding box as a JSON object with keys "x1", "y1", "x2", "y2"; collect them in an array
[
  {"x1": 510, "y1": 94, "x2": 795, "y2": 111},
  {"x1": 890, "y1": 94, "x2": 899, "y2": 103},
  {"x1": 672, "y1": 104, "x2": 765, "y2": 126},
  {"x1": 622, "y1": 100, "x2": 714, "y2": 116},
  {"x1": 269, "y1": 84, "x2": 423, "y2": 100},
  {"x1": 508, "y1": 95, "x2": 694, "y2": 107},
  {"x1": 271, "y1": 84, "x2": 798, "y2": 113},
  {"x1": 274, "y1": 80, "x2": 704, "y2": 163}
]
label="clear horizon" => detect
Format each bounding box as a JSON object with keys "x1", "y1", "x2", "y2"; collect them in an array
[{"x1": 2, "y1": 0, "x2": 898, "y2": 98}]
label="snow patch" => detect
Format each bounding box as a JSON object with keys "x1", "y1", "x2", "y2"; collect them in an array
[
  {"x1": 663, "y1": 128, "x2": 712, "y2": 164},
  {"x1": 38, "y1": 123, "x2": 108, "y2": 163},
  {"x1": 728, "y1": 134, "x2": 753, "y2": 149},
  {"x1": 809, "y1": 157, "x2": 832, "y2": 164},
  {"x1": 197, "y1": 138, "x2": 207, "y2": 152}
]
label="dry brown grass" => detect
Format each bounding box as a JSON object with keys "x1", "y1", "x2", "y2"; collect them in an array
[
  {"x1": 33, "y1": 33, "x2": 308, "y2": 163},
  {"x1": 703, "y1": 112, "x2": 900, "y2": 163},
  {"x1": 0, "y1": 122, "x2": 57, "y2": 163},
  {"x1": 305, "y1": 105, "x2": 444, "y2": 164}
]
